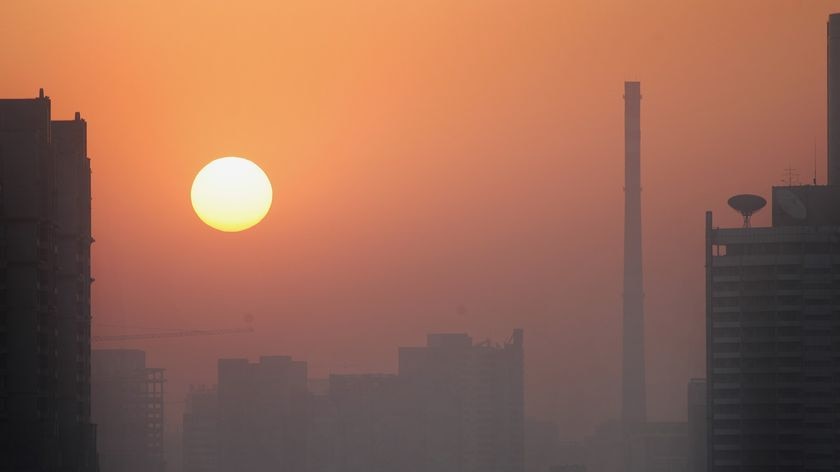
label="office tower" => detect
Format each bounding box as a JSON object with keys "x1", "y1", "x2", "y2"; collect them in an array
[
  {"x1": 183, "y1": 386, "x2": 219, "y2": 472},
  {"x1": 398, "y1": 329, "x2": 524, "y2": 472},
  {"x1": 91, "y1": 349, "x2": 165, "y2": 472},
  {"x1": 687, "y1": 379, "x2": 706, "y2": 472},
  {"x1": 0, "y1": 91, "x2": 97, "y2": 472},
  {"x1": 622, "y1": 81, "x2": 646, "y2": 427},
  {"x1": 706, "y1": 189, "x2": 840, "y2": 470},
  {"x1": 217, "y1": 356, "x2": 309, "y2": 472},
  {"x1": 705, "y1": 14, "x2": 840, "y2": 472},
  {"x1": 706, "y1": 189, "x2": 840, "y2": 471},
  {"x1": 828, "y1": 13, "x2": 840, "y2": 184}
]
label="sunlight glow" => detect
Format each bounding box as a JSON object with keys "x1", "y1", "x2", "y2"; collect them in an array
[{"x1": 191, "y1": 157, "x2": 272, "y2": 232}]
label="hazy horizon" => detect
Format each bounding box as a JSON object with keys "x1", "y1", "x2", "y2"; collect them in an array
[{"x1": 3, "y1": 0, "x2": 838, "y2": 440}]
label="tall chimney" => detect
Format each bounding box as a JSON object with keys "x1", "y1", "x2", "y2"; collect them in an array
[
  {"x1": 828, "y1": 13, "x2": 840, "y2": 185},
  {"x1": 622, "y1": 81, "x2": 646, "y2": 427}
]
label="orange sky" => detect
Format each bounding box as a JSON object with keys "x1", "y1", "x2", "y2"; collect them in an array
[{"x1": 2, "y1": 0, "x2": 837, "y2": 438}]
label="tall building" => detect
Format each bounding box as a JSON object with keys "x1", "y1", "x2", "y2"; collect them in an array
[
  {"x1": 0, "y1": 90, "x2": 97, "y2": 472},
  {"x1": 828, "y1": 13, "x2": 840, "y2": 185},
  {"x1": 706, "y1": 189, "x2": 840, "y2": 471},
  {"x1": 326, "y1": 373, "x2": 408, "y2": 472},
  {"x1": 398, "y1": 330, "x2": 524, "y2": 472},
  {"x1": 91, "y1": 349, "x2": 165, "y2": 472},
  {"x1": 217, "y1": 356, "x2": 309, "y2": 472},
  {"x1": 705, "y1": 13, "x2": 840, "y2": 472},
  {"x1": 622, "y1": 81, "x2": 646, "y2": 428},
  {"x1": 182, "y1": 385, "x2": 219, "y2": 472}
]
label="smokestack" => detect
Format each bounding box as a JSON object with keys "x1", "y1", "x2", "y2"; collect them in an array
[
  {"x1": 829, "y1": 13, "x2": 840, "y2": 185},
  {"x1": 622, "y1": 81, "x2": 646, "y2": 427}
]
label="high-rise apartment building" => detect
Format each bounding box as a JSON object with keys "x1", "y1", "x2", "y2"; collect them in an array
[
  {"x1": 183, "y1": 385, "x2": 219, "y2": 472},
  {"x1": 217, "y1": 356, "x2": 309, "y2": 472},
  {"x1": 0, "y1": 90, "x2": 97, "y2": 472},
  {"x1": 91, "y1": 349, "x2": 165, "y2": 472},
  {"x1": 326, "y1": 373, "x2": 407, "y2": 471},
  {"x1": 398, "y1": 330, "x2": 524, "y2": 472}
]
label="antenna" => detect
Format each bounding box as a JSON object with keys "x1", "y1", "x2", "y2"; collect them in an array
[
  {"x1": 782, "y1": 165, "x2": 799, "y2": 187},
  {"x1": 814, "y1": 138, "x2": 818, "y2": 185},
  {"x1": 727, "y1": 194, "x2": 767, "y2": 228}
]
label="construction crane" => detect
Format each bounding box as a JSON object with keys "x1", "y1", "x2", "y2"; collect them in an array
[{"x1": 92, "y1": 326, "x2": 254, "y2": 343}]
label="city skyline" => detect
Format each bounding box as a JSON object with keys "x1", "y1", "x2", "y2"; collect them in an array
[{"x1": 2, "y1": 0, "x2": 839, "y2": 456}]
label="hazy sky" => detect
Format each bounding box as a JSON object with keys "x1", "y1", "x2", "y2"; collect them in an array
[{"x1": 2, "y1": 0, "x2": 837, "y2": 438}]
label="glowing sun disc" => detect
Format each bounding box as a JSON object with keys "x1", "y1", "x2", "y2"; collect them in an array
[{"x1": 191, "y1": 157, "x2": 273, "y2": 232}]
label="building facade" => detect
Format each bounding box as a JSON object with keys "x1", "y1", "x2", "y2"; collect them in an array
[
  {"x1": 706, "y1": 186, "x2": 840, "y2": 471},
  {"x1": 217, "y1": 356, "x2": 309, "y2": 472},
  {"x1": 91, "y1": 349, "x2": 165, "y2": 472},
  {"x1": 0, "y1": 91, "x2": 97, "y2": 472},
  {"x1": 398, "y1": 330, "x2": 524, "y2": 472},
  {"x1": 183, "y1": 385, "x2": 219, "y2": 472}
]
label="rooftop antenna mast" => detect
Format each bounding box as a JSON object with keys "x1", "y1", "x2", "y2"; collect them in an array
[{"x1": 782, "y1": 165, "x2": 799, "y2": 187}]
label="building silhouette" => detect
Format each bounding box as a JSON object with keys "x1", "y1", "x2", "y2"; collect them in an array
[
  {"x1": 0, "y1": 90, "x2": 97, "y2": 472},
  {"x1": 182, "y1": 385, "x2": 219, "y2": 472},
  {"x1": 706, "y1": 187, "x2": 840, "y2": 470},
  {"x1": 217, "y1": 356, "x2": 309, "y2": 472},
  {"x1": 399, "y1": 330, "x2": 524, "y2": 472},
  {"x1": 91, "y1": 349, "x2": 165, "y2": 472},
  {"x1": 705, "y1": 13, "x2": 840, "y2": 472},
  {"x1": 324, "y1": 373, "x2": 408, "y2": 471},
  {"x1": 185, "y1": 330, "x2": 524, "y2": 472}
]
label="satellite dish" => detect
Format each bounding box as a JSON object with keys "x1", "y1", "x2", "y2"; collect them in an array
[
  {"x1": 775, "y1": 188, "x2": 807, "y2": 221},
  {"x1": 727, "y1": 194, "x2": 766, "y2": 228}
]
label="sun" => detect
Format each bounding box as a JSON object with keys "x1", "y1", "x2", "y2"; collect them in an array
[{"x1": 191, "y1": 157, "x2": 273, "y2": 232}]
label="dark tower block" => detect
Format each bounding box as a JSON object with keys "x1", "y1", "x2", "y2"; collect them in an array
[
  {"x1": 0, "y1": 94, "x2": 97, "y2": 472},
  {"x1": 622, "y1": 81, "x2": 646, "y2": 427},
  {"x1": 829, "y1": 13, "x2": 840, "y2": 185},
  {"x1": 53, "y1": 114, "x2": 97, "y2": 472}
]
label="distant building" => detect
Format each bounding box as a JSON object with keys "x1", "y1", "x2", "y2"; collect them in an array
[
  {"x1": 91, "y1": 349, "x2": 165, "y2": 472},
  {"x1": 217, "y1": 356, "x2": 309, "y2": 472},
  {"x1": 585, "y1": 420, "x2": 688, "y2": 472},
  {"x1": 525, "y1": 418, "x2": 561, "y2": 472},
  {"x1": 525, "y1": 418, "x2": 587, "y2": 472},
  {"x1": 182, "y1": 386, "x2": 219, "y2": 472},
  {"x1": 327, "y1": 373, "x2": 408, "y2": 471},
  {"x1": 0, "y1": 91, "x2": 97, "y2": 472},
  {"x1": 398, "y1": 330, "x2": 524, "y2": 472},
  {"x1": 686, "y1": 379, "x2": 706, "y2": 472}
]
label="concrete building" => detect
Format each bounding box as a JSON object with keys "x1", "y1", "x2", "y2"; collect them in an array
[
  {"x1": 0, "y1": 91, "x2": 97, "y2": 472},
  {"x1": 182, "y1": 386, "x2": 219, "y2": 472},
  {"x1": 705, "y1": 13, "x2": 840, "y2": 472},
  {"x1": 91, "y1": 349, "x2": 165, "y2": 472},
  {"x1": 705, "y1": 187, "x2": 840, "y2": 471},
  {"x1": 326, "y1": 373, "x2": 408, "y2": 471},
  {"x1": 398, "y1": 330, "x2": 524, "y2": 472},
  {"x1": 585, "y1": 420, "x2": 688, "y2": 472},
  {"x1": 217, "y1": 356, "x2": 309, "y2": 472},
  {"x1": 525, "y1": 418, "x2": 561, "y2": 472}
]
